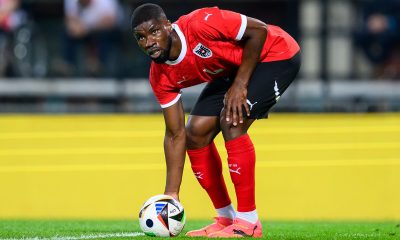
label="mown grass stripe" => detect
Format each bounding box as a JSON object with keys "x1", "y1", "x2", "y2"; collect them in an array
[{"x1": 0, "y1": 232, "x2": 144, "y2": 240}]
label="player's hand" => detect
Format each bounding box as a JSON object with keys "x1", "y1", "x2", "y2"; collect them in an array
[
  {"x1": 165, "y1": 192, "x2": 180, "y2": 201},
  {"x1": 224, "y1": 82, "x2": 250, "y2": 126}
]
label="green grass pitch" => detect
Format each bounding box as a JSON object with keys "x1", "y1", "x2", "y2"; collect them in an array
[{"x1": 0, "y1": 220, "x2": 399, "y2": 239}]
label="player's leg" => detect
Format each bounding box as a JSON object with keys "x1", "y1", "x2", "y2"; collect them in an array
[
  {"x1": 186, "y1": 115, "x2": 220, "y2": 149},
  {"x1": 220, "y1": 114, "x2": 260, "y2": 222},
  {"x1": 185, "y1": 80, "x2": 236, "y2": 237},
  {"x1": 210, "y1": 53, "x2": 301, "y2": 238},
  {"x1": 186, "y1": 115, "x2": 233, "y2": 214}
]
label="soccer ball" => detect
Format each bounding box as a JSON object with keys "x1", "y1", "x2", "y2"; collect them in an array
[{"x1": 139, "y1": 194, "x2": 186, "y2": 237}]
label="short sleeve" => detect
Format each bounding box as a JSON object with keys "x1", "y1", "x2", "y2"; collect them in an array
[
  {"x1": 149, "y1": 64, "x2": 181, "y2": 108},
  {"x1": 194, "y1": 7, "x2": 247, "y2": 41}
]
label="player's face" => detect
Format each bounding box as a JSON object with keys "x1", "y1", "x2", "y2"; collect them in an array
[{"x1": 134, "y1": 19, "x2": 172, "y2": 64}]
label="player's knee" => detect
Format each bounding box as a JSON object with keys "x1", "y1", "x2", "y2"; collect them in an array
[
  {"x1": 219, "y1": 111, "x2": 230, "y2": 132},
  {"x1": 219, "y1": 121, "x2": 242, "y2": 141},
  {"x1": 185, "y1": 124, "x2": 201, "y2": 148},
  {"x1": 185, "y1": 123, "x2": 212, "y2": 149}
]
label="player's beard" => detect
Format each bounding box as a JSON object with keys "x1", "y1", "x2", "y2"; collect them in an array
[{"x1": 152, "y1": 36, "x2": 172, "y2": 64}]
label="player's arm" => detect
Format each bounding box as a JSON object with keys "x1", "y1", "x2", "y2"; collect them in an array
[
  {"x1": 224, "y1": 17, "x2": 267, "y2": 125},
  {"x1": 162, "y1": 98, "x2": 186, "y2": 201}
]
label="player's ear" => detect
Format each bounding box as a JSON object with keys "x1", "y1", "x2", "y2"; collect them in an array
[{"x1": 166, "y1": 20, "x2": 172, "y2": 32}]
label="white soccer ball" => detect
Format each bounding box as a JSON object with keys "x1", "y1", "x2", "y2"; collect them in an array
[{"x1": 139, "y1": 194, "x2": 186, "y2": 237}]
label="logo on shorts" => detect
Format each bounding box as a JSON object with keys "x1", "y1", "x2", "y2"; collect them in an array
[
  {"x1": 274, "y1": 80, "x2": 281, "y2": 102},
  {"x1": 246, "y1": 99, "x2": 258, "y2": 111},
  {"x1": 193, "y1": 43, "x2": 212, "y2": 58}
]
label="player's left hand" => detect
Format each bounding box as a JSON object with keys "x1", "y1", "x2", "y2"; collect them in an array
[{"x1": 224, "y1": 82, "x2": 250, "y2": 126}]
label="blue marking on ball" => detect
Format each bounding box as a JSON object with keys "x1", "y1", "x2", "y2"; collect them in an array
[{"x1": 146, "y1": 219, "x2": 154, "y2": 228}]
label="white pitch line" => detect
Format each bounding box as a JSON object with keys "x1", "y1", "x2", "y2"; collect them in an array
[{"x1": 0, "y1": 232, "x2": 144, "y2": 240}]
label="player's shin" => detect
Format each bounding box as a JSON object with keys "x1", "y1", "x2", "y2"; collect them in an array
[
  {"x1": 225, "y1": 133, "x2": 258, "y2": 223},
  {"x1": 187, "y1": 142, "x2": 234, "y2": 218}
]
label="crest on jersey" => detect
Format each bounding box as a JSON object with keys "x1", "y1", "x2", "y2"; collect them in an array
[{"x1": 193, "y1": 43, "x2": 212, "y2": 58}]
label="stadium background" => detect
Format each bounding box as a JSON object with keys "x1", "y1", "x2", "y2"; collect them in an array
[{"x1": 0, "y1": 0, "x2": 399, "y2": 223}]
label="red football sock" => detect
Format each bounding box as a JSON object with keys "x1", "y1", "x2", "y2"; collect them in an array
[
  {"x1": 187, "y1": 142, "x2": 231, "y2": 209},
  {"x1": 225, "y1": 134, "x2": 256, "y2": 212}
]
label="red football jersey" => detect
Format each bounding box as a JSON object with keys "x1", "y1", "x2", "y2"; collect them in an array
[{"x1": 149, "y1": 7, "x2": 300, "y2": 108}]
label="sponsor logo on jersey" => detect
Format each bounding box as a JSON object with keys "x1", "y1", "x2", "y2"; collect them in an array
[{"x1": 193, "y1": 43, "x2": 212, "y2": 58}]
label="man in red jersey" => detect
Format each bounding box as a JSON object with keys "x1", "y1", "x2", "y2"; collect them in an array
[{"x1": 131, "y1": 3, "x2": 300, "y2": 238}]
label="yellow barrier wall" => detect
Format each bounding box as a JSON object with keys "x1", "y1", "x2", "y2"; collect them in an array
[{"x1": 0, "y1": 114, "x2": 399, "y2": 220}]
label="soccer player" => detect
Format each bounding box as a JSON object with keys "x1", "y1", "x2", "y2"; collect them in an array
[{"x1": 131, "y1": 3, "x2": 300, "y2": 238}]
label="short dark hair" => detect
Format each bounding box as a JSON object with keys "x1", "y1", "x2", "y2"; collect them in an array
[{"x1": 131, "y1": 3, "x2": 167, "y2": 30}]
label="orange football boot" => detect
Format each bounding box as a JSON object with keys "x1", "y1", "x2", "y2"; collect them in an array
[
  {"x1": 208, "y1": 218, "x2": 262, "y2": 238},
  {"x1": 186, "y1": 217, "x2": 233, "y2": 237}
]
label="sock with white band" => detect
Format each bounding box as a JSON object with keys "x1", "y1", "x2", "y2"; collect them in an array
[
  {"x1": 216, "y1": 203, "x2": 236, "y2": 219},
  {"x1": 236, "y1": 209, "x2": 259, "y2": 224}
]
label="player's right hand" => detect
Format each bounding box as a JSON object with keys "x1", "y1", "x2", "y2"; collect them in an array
[
  {"x1": 164, "y1": 192, "x2": 180, "y2": 201},
  {"x1": 224, "y1": 82, "x2": 250, "y2": 126}
]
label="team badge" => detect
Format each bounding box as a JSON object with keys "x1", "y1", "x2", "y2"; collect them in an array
[{"x1": 193, "y1": 43, "x2": 212, "y2": 58}]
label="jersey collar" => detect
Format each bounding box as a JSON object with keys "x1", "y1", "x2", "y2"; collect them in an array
[{"x1": 165, "y1": 24, "x2": 187, "y2": 65}]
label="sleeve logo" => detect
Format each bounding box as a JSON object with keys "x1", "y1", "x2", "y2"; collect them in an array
[
  {"x1": 193, "y1": 43, "x2": 212, "y2": 58},
  {"x1": 204, "y1": 13, "x2": 213, "y2": 21}
]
